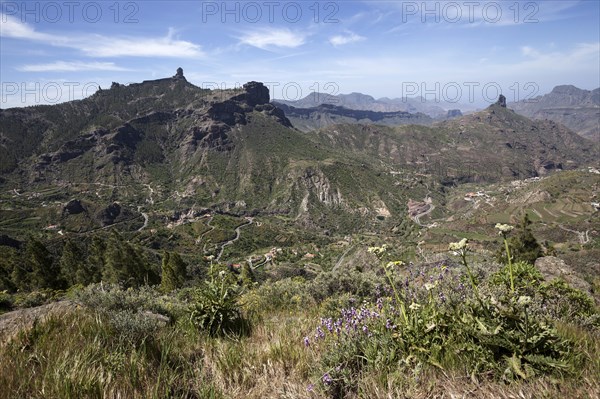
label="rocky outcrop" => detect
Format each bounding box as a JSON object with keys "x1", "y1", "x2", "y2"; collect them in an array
[
  {"x1": 0, "y1": 300, "x2": 79, "y2": 345},
  {"x1": 447, "y1": 109, "x2": 463, "y2": 118},
  {"x1": 301, "y1": 168, "x2": 343, "y2": 206},
  {"x1": 173, "y1": 67, "x2": 185, "y2": 80},
  {"x1": 63, "y1": 199, "x2": 85, "y2": 216},
  {"x1": 98, "y1": 202, "x2": 122, "y2": 226},
  {"x1": 496, "y1": 94, "x2": 507, "y2": 108},
  {"x1": 534, "y1": 256, "x2": 591, "y2": 293},
  {"x1": 233, "y1": 81, "x2": 270, "y2": 106}
]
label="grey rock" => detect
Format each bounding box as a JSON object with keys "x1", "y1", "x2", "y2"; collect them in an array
[{"x1": 534, "y1": 256, "x2": 591, "y2": 293}]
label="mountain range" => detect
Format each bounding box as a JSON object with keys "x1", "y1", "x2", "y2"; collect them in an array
[
  {"x1": 271, "y1": 102, "x2": 435, "y2": 132},
  {"x1": 0, "y1": 70, "x2": 597, "y2": 239},
  {"x1": 509, "y1": 85, "x2": 599, "y2": 141},
  {"x1": 274, "y1": 92, "x2": 471, "y2": 118}
]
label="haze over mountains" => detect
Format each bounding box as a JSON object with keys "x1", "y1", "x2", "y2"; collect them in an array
[
  {"x1": 271, "y1": 102, "x2": 435, "y2": 132},
  {"x1": 274, "y1": 92, "x2": 471, "y2": 118}
]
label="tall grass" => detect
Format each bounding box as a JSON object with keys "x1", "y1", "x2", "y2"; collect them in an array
[{"x1": 1, "y1": 254, "x2": 598, "y2": 398}]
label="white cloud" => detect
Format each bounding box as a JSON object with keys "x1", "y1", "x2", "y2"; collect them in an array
[
  {"x1": 329, "y1": 32, "x2": 365, "y2": 46},
  {"x1": 520, "y1": 46, "x2": 540, "y2": 57},
  {"x1": 0, "y1": 14, "x2": 204, "y2": 58},
  {"x1": 19, "y1": 61, "x2": 130, "y2": 72},
  {"x1": 238, "y1": 28, "x2": 307, "y2": 49},
  {"x1": 79, "y1": 35, "x2": 203, "y2": 58}
]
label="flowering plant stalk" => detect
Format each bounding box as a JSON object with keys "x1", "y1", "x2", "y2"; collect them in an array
[{"x1": 496, "y1": 223, "x2": 515, "y2": 293}]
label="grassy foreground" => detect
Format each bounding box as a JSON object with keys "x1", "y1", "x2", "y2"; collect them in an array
[{"x1": 0, "y1": 244, "x2": 599, "y2": 398}]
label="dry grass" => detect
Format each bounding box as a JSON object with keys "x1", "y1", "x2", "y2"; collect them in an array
[{"x1": 0, "y1": 299, "x2": 598, "y2": 399}]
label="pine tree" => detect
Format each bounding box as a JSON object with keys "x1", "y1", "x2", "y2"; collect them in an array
[
  {"x1": 512, "y1": 214, "x2": 543, "y2": 264},
  {"x1": 103, "y1": 232, "x2": 157, "y2": 287},
  {"x1": 27, "y1": 239, "x2": 61, "y2": 289},
  {"x1": 83, "y1": 236, "x2": 106, "y2": 285},
  {"x1": 60, "y1": 239, "x2": 82, "y2": 287},
  {"x1": 240, "y1": 263, "x2": 255, "y2": 287},
  {"x1": 169, "y1": 252, "x2": 187, "y2": 288},
  {"x1": 0, "y1": 246, "x2": 18, "y2": 292},
  {"x1": 160, "y1": 251, "x2": 174, "y2": 292}
]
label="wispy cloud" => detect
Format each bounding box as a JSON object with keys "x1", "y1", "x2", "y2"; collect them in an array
[
  {"x1": 238, "y1": 28, "x2": 307, "y2": 50},
  {"x1": 19, "y1": 61, "x2": 130, "y2": 72},
  {"x1": 0, "y1": 14, "x2": 204, "y2": 58},
  {"x1": 329, "y1": 31, "x2": 365, "y2": 46}
]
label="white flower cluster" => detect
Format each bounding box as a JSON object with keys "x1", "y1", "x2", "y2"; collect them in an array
[
  {"x1": 495, "y1": 223, "x2": 514, "y2": 234},
  {"x1": 448, "y1": 238, "x2": 468, "y2": 252},
  {"x1": 367, "y1": 244, "x2": 388, "y2": 256},
  {"x1": 518, "y1": 296, "x2": 532, "y2": 306},
  {"x1": 386, "y1": 260, "x2": 405, "y2": 269}
]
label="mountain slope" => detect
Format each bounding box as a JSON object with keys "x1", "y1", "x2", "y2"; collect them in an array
[
  {"x1": 272, "y1": 102, "x2": 433, "y2": 132},
  {"x1": 275, "y1": 92, "x2": 456, "y2": 117},
  {"x1": 509, "y1": 85, "x2": 600, "y2": 141},
  {"x1": 0, "y1": 72, "x2": 597, "y2": 237},
  {"x1": 309, "y1": 103, "x2": 597, "y2": 184}
]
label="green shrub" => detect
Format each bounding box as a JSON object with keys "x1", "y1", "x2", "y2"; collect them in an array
[
  {"x1": 190, "y1": 265, "x2": 250, "y2": 337},
  {"x1": 13, "y1": 289, "x2": 61, "y2": 308},
  {"x1": 490, "y1": 261, "x2": 543, "y2": 295},
  {"x1": 306, "y1": 241, "x2": 582, "y2": 397}
]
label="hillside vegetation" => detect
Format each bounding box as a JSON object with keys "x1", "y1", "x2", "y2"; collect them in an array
[{"x1": 1, "y1": 72, "x2": 599, "y2": 398}]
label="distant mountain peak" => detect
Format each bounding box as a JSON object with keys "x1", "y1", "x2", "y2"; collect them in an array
[
  {"x1": 550, "y1": 85, "x2": 584, "y2": 95},
  {"x1": 509, "y1": 84, "x2": 599, "y2": 140}
]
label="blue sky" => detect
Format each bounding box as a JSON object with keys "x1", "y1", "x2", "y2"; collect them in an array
[{"x1": 1, "y1": 0, "x2": 599, "y2": 108}]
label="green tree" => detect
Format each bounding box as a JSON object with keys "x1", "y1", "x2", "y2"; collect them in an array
[
  {"x1": 103, "y1": 232, "x2": 157, "y2": 287},
  {"x1": 60, "y1": 239, "x2": 83, "y2": 287},
  {"x1": 0, "y1": 246, "x2": 18, "y2": 292},
  {"x1": 496, "y1": 214, "x2": 543, "y2": 265},
  {"x1": 160, "y1": 251, "x2": 187, "y2": 292},
  {"x1": 240, "y1": 263, "x2": 255, "y2": 287},
  {"x1": 83, "y1": 236, "x2": 106, "y2": 285},
  {"x1": 26, "y1": 239, "x2": 62, "y2": 289}
]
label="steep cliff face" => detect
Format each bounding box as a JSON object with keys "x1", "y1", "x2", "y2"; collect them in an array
[{"x1": 300, "y1": 168, "x2": 343, "y2": 207}]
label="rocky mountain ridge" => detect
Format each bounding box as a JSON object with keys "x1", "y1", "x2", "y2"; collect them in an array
[{"x1": 510, "y1": 85, "x2": 599, "y2": 141}]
